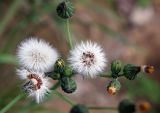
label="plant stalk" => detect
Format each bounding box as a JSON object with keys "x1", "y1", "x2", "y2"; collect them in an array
[
  {"x1": 0, "y1": 93, "x2": 25, "y2": 113},
  {"x1": 88, "y1": 106, "x2": 117, "y2": 111},
  {"x1": 66, "y1": 19, "x2": 73, "y2": 49},
  {"x1": 53, "y1": 90, "x2": 75, "y2": 106}
]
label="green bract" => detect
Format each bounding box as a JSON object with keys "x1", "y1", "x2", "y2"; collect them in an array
[
  {"x1": 111, "y1": 60, "x2": 122, "y2": 78},
  {"x1": 56, "y1": 1, "x2": 75, "y2": 19},
  {"x1": 123, "y1": 64, "x2": 141, "y2": 80},
  {"x1": 63, "y1": 65, "x2": 74, "y2": 77}
]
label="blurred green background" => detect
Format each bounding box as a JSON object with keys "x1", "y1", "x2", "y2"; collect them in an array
[{"x1": 0, "y1": 0, "x2": 160, "y2": 113}]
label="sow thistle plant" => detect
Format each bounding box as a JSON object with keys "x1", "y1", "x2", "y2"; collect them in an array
[{"x1": 0, "y1": 1, "x2": 155, "y2": 113}]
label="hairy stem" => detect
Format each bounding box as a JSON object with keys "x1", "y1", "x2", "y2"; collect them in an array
[
  {"x1": 53, "y1": 90, "x2": 75, "y2": 106},
  {"x1": 0, "y1": 93, "x2": 25, "y2": 113},
  {"x1": 88, "y1": 106, "x2": 117, "y2": 111},
  {"x1": 66, "y1": 19, "x2": 73, "y2": 49}
]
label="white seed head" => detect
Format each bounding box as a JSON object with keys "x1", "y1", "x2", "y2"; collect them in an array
[
  {"x1": 17, "y1": 38, "x2": 59, "y2": 72},
  {"x1": 17, "y1": 69, "x2": 51, "y2": 103},
  {"x1": 68, "y1": 41, "x2": 107, "y2": 78}
]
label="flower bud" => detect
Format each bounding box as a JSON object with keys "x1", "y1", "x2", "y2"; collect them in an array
[
  {"x1": 54, "y1": 58, "x2": 65, "y2": 74},
  {"x1": 56, "y1": 1, "x2": 75, "y2": 19},
  {"x1": 118, "y1": 99, "x2": 136, "y2": 113},
  {"x1": 63, "y1": 65, "x2": 74, "y2": 77},
  {"x1": 123, "y1": 64, "x2": 141, "y2": 80},
  {"x1": 111, "y1": 60, "x2": 122, "y2": 78},
  {"x1": 138, "y1": 101, "x2": 151, "y2": 113},
  {"x1": 70, "y1": 104, "x2": 89, "y2": 113},
  {"x1": 60, "y1": 77, "x2": 77, "y2": 93},
  {"x1": 141, "y1": 65, "x2": 155, "y2": 74},
  {"x1": 107, "y1": 79, "x2": 121, "y2": 95}
]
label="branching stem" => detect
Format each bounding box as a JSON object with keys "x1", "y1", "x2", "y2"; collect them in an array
[{"x1": 53, "y1": 90, "x2": 75, "y2": 106}]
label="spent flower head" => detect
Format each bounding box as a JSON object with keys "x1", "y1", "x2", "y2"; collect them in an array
[
  {"x1": 17, "y1": 38, "x2": 59, "y2": 72},
  {"x1": 141, "y1": 65, "x2": 155, "y2": 74},
  {"x1": 17, "y1": 69, "x2": 51, "y2": 103},
  {"x1": 68, "y1": 41, "x2": 107, "y2": 78}
]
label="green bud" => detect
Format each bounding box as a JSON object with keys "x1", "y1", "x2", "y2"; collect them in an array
[
  {"x1": 56, "y1": 1, "x2": 75, "y2": 19},
  {"x1": 118, "y1": 99, "x2": 136, "y2": 113},
  {"x1": 54, "y1": 58, "x2": 65, "y2": 74},
  {"x1": 63, "y1": 65, "x2": 74, "y2": 77},
  {"x1": 111, "y1": 60, "x2": 122, "y2": 78},
  {"x1": 70, "y1": 104, "x2": 89, "y2": 113},
  {"x1": 60, "y1": 77, "x2": 77, "y2": 93},
  {"x1": 107, "y1": 79, "x2": 121, "y2": 95},
  {"x1": 123, "y1": 64, "x2": 141, "y2": 80}
]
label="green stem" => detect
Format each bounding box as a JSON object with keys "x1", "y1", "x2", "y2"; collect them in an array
[
  {"x1": 0, "y1": 0, "x2": 23, "y2": 38},
  {"x1": 88, "y1": 106, "x2": 117, "y2": 111},
  {"x1": 66, "y1": 19, "x2": 73, "y2": 49},
  {"x1": 0, "y1": 93, "x2": 25, "y2": 113},
  {"x1": 50, "y1": 81, "x2": 60, "y2": 90},
  {"x1": 53, "y1": 90, "x2": 75, "y2": 106},
  {"x1": 99, "y1": 72, "x2": 112, "y2": 78}
]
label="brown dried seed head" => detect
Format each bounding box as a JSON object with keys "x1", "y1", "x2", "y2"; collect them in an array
[
  {"x1": 107, "y1": 86, "x2": 116, "y2": 95},
  {"x1": 141, "y1": 65, "x2": 155, "y2": 74},
  {"x1": 27, "y1": 74, "x2": 42, "y2": 90},
  {"x1": 139, "y1": 101, "x2": 151, "y2": 112}
]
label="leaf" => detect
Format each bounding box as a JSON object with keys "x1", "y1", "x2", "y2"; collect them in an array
[{"x1": 0, "y1": 54, "x2": 18, "y2": 65}]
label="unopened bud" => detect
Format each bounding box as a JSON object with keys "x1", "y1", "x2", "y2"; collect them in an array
[
  {"x1": 138, "y1": 101, "x2": 151, "y2": 113},
  {"x1": 54, "y1": 58, "x2": 65, "y2": 74},
  {"x1": 111, "y1": 60, "x2": 122, "y2": 78},
  {"x1": 63, "y1": 65, "x2": 74, "y2": 77},
  {"x1": 60, "y1": 77, "x2": 77, "y2": 93},
  {"x1": 70, "y1": 104, "x2": 89, "y2": 113},
  {"x1": 56, "y1": 1, "x2": 75, "y2": 19},
  {"x1": 118, "y1": 99, "x2": 136, "y2": 113}
]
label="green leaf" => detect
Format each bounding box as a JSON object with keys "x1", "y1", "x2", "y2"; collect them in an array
[
  {"x1": 0, "y1": 54, "x2": 17, "y2": 64},
  {"x1": 125, "y1": 74, "x2": 160, "y2": 103}
]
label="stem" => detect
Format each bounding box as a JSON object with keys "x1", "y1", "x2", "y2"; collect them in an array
[
  {"x1": 53, "y1": 90, "x2": 75, "y2": 106},
  {"x1": 0, "y1": 93, "x2": 25, "y2": 113},
  {"x1": 88, "y1": 106, "x2": 117, "y2": 111},
  {"x1": 99, "y1": 72, "x2": 112, "y2": 78},
  {"x1": 50, "y1": 81, "x2": 60, "y2": 90},
  {"x1": 66, "y1": 19, "x2": 73, "y2": 49},
  {"x1": 0, "y1": 0, "x2": 23, "y2": 38}
]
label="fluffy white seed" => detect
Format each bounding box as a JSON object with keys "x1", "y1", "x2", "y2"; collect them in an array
[
  {"x1": 17, "y1": 69, "x2": 51, "y2": 103},
  {"x1": 17, "y1": 38, "x2": 59, "y2": 72},
  {"x1": 68, "y1": 41, "x2": 107, "y2": 78}
]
